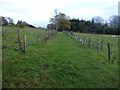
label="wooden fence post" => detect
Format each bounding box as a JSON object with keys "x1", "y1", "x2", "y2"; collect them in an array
[
  {"x1": 110, "y1": 43, "x2": 114, "y2": 63},
  {"x1": 81, "y1": 38, "x2": 83, "y2": 44},
  {"x1": 108, "y1": 43, "x2": 111, "y2": 63},
  {"x1": 16, "y1": 30, "x2": 22, "y2": 51},
  {"x1": 23, "y1": 34, "x2": 26, "y2": 53},
  {"x1": 71, "y1": 33, "x2": 73, "y2": 39},
  {"x1": 78, "y1": 36, "x2": 80, "y2": 43},
  {"x1": 82, "y1": 37, "x2": 84, "y2": 45},
  {"x1": 74, "y1": 35, "x2": 75, "y2": 40},
  {"x1": 88, "y1": 38, "x2": 90, "y2": 48},
  {"x1": 96, "y1": 39, "x2": 99, "y2": 52},
  {"x1": 77, "y1": 35, "x2": 79, "y2": 42},
  {"x1": 101, "y1": 39, "x2": 103, "y2": 50},
  {"x1": 79, "y1": 37, "x2": 81, "y2": 43},
  {"x1": 78, "y1": 36, "x2": 79, "y2": 43},
  {"x1": 80, "y1": 37, "x2": 82, "y2": 43},
  {"x1": 48, "y1": 29, "x2": 50, "y2": 38},
  {"x1": 75, "y1": 35, "x2": 77, "y2": 41},
  {"x1": 83, "y1": 37, "x2": 85, "y2": 45},
  {"x1": 72, "y1": 34, "x2": 74, "y2": 39}
]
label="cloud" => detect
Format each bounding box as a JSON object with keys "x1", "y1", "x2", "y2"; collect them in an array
[
  {"x1": 68, "y1": 7, "x2": 105, "y2": 19},
  {"x1": 67, "y1": 2, "x2": 118, "y2": 20},
  {"x1": 0, "y1": 0, "x2": 119, "y2": 27}
]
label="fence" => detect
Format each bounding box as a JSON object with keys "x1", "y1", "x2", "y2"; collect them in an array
[
  {"x1": 16, "y1": 29, "x2": 57, "y2": 53},
  {"x1": 64, "y1": 31, "x2": 117, "y2": 63}
]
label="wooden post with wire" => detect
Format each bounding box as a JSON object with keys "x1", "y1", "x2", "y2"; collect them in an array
[
  {"x1": 88, "y1": 38, "x2": 91, "y2": 48},
  {"x1": 108, "y1": 43, "x2": 111, "y2": 63},
  {"x1": 96, "y1": 39, "x2": 99, "y2": 52},
  {"x1": 83, "y1": 37, "x2": 85, "y2": 45},
  {"x1": 23, "y1": 34, "x2": 26, "y2": 53},
  {"x1": 16, "y1": 30, "x2": 22, "y2": 52},
  {"x1": 101, "y1": 39, "x2": 103, "y2": 50}
]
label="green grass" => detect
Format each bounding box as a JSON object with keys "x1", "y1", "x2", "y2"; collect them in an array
[
  {"x1": 2, "y1": 26, "x2": 118, "y2": 88},
  {"x1": 75, "y1": 32, "x2": 118, "y2": 62}
]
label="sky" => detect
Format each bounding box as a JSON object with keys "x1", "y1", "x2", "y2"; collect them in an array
[{"x1": 0, "y1": 0, "x2": 119, "y2": 28}]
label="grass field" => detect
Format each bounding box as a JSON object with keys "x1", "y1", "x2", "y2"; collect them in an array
[{"x1": 2, "y1": 26, "x2": 118, "y2": 88}]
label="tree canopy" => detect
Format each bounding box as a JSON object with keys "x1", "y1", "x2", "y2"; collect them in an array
[
  {"x1": 48, "y1": 9, "x2": 71, "y2": 31},
  {"x1": 69, "y1": 15, "x2": 120, "y2": 35}
]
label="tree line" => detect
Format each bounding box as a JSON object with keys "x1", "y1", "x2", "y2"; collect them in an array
[
  {"x1": 0, "y1": 16, "x2": 35, "y2": 28},
  {"x1": 48, "y1": 9, "x2": 120, "y2": 35},
  {"x1": 70, "y1": 16, "x2": 120, "y2": 35}
]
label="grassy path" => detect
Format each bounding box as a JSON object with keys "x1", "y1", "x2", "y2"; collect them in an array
[
  {"x1": 3, "y1": 31, "x2": 118, "y2": 88},
  {"x1": 43, "y1": 32, "x2": 118, "y2": 88}
]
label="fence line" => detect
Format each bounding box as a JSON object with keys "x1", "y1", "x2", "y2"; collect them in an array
[
  {"x1": 64, "y1": 30, "x2": 116, "y2": 63},
  {"x1": 16, "y1": 29, "x2": 57, "y2": 53}
]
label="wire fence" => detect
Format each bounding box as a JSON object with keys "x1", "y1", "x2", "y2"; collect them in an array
[
  {"x1": 64, "y1": 30, "x2": 118, "y2": 63},
  {"x1": 16, "y1": 29, "x2": 57, "y2": 53}
]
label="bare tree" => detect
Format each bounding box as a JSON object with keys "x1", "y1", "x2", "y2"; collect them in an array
[
  {"x1": 7, "y1": 17, "x2": 14, "y2": 25},
  {"x1": 92, "y1": 16, "x2": 104, "y2": 25},
  {"x1": 109, "y1": 15, "x2": 120, "y2": 28},
  {"x1": 108, "y1": 15, "x2": 120, "y2": 35}
]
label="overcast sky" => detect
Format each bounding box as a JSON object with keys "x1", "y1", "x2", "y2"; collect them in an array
[{"x1": 0, "y1": 0, "x2": 119, "y2": 27}]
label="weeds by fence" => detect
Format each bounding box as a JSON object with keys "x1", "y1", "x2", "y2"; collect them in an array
[{"x1": 42, "y1": 29, "x2": 57, "y2": 43}]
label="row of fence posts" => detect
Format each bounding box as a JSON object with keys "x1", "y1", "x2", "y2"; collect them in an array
[
  {"x1": 64, "y1": 31, "x2": 113, "y2": 63},
  {"x1": 16, "y1": 29, "x2": 57, "y2": 53},
  {"x1": 16, "y1": 30, "x2": 26, "y2": 53}
]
